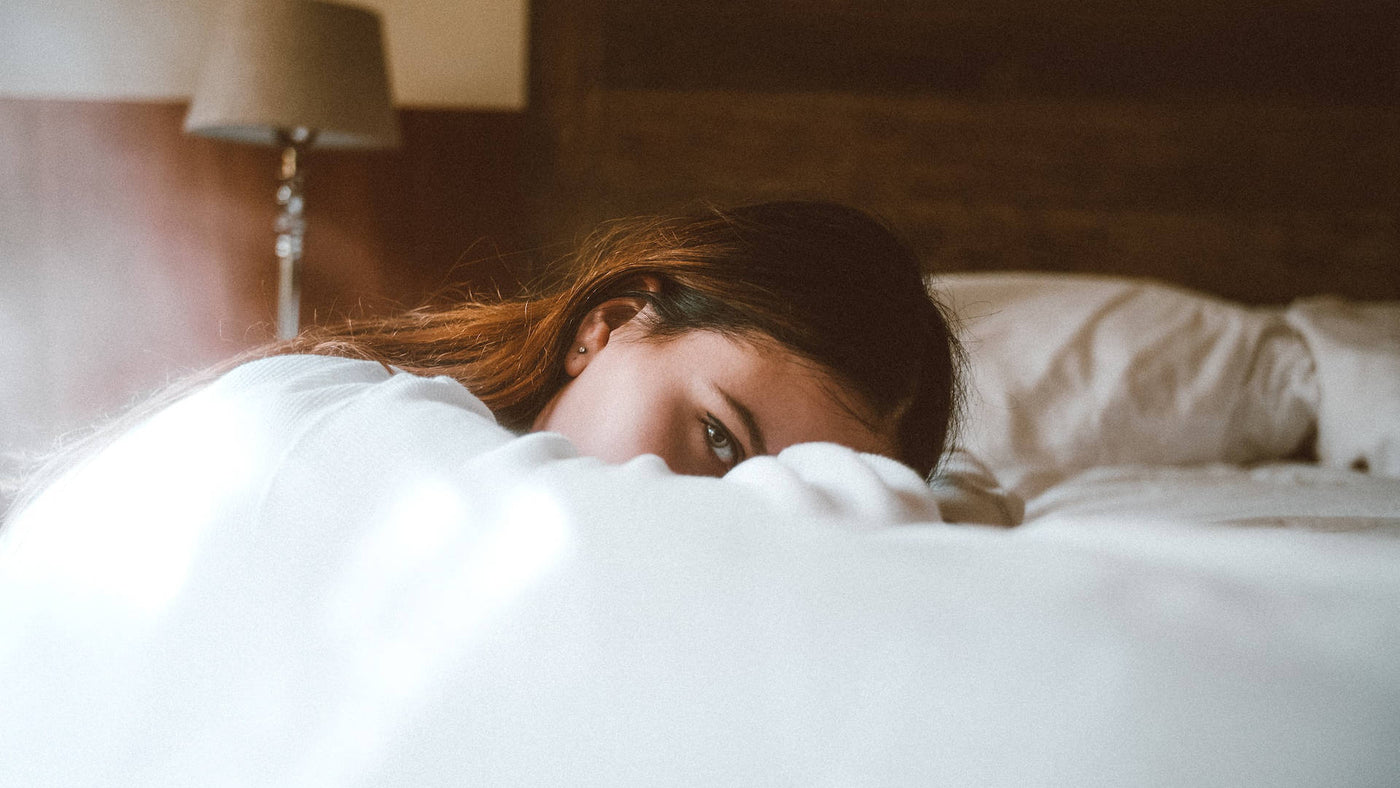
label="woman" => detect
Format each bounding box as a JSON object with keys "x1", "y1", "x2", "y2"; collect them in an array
[
  {"x1": 6, "y1": 200, "x2": 962, "y2": 528},
  {"x1": 0, "y1": 201, "x2": 991, "y2": 786},
  {"x1": 284, "y1": 199, "x2": 959, "y2": 477}
]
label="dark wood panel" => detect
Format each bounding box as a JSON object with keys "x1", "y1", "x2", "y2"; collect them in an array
[
  {"x1": 603, "y1": 0, "x2": 1398, "y2": 104},
  {"x1": 530, "y1": 0, "x2": 1399, "y2": 304},
  {"x1": 526, "y1": 0, "x2": 609, "y2": 263},
  {"x1": 587, "y1": 90, "x2": 1398, "y2": 212},
  {"x1": 546, "y1": 89, "x2": 1398, "y2": 302},
  {"x1": 898, "y1": 203, "x2": 1397, "y2": 304}
]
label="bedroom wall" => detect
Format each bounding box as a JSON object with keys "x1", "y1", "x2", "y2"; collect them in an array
[
  {"x1": 0, "y1": 0, "x2": 528, "y2": 107},
  {"x1": 530, "y1": 0, "x2": 1399, "y2": 305},
  {"x1": 0, "y1": 0, "x2": 533, "y2": 484}
]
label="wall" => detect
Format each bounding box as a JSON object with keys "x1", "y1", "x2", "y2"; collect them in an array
[
  {"x1": 0, "y1": 0, "x2": 528, "y2": 108},
  {"x1": 0, "y1": 0, "x2": 532, "y2": 486}
]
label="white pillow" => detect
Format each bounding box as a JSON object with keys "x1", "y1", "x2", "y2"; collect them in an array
[
  {"x1": 931, "y1": 273, "x2": 1317, "y2": 494},
  {"x1": 1285, "y1": 298, "x2": 1400, "y2": 478}
]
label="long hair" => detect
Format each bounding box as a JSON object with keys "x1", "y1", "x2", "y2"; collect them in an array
[
  {"x1": 279, "y1": 200, "x2": 963, "y2": 475},
  {"x1": 6, "y1": 201, "x2": 961, "y2": 524}
]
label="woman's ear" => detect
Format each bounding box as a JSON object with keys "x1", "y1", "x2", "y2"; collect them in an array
[{"x1": 564, "y1": 278, "x2": 661, "y2": 377}]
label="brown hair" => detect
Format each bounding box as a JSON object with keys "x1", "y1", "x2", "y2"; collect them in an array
[
  {"x1": 6, "y1": 201, "x2": 961, "y2": 527},
  {"x1": 281, "y1": 201, "x2": 963, "y2": 477}
]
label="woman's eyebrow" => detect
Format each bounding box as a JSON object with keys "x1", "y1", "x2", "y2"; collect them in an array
[{"x1": 715, "y1": 385, "x2": 768, "y2": 457}]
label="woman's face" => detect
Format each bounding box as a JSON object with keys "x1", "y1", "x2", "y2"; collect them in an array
[{"x1": 531, "y1": 321, "x2": 895, "y2": 477}]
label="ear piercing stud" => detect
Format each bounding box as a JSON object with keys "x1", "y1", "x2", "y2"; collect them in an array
[{"x1": 577, "y1": 346, "x2": 587, "y2": 354}]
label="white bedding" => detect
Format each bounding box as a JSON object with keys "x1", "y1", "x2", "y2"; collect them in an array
[
  {"x1": 3, "y1": 275, "x2": 1399, "y2": 786},
  {"x1": 1027, "y1": 462, "x2": 1400, "y2": 532}
]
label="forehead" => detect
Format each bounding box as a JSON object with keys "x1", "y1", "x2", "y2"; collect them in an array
[{"x1": 639, "y1": 328, "x2": 896, "y2": 458}]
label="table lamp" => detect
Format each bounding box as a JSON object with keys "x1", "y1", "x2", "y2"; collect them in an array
[{"x1": 184, "y1": 0, "x2": 400, "y2": 340}]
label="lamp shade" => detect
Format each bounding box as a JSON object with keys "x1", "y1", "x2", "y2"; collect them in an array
[{"x1": 185, "y1": 0, "x2": 400, "y2": 149}]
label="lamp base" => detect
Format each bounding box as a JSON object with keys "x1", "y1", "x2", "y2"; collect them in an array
[{"x1": 273, "y1": 128, "x2": 315, "y2": 340}]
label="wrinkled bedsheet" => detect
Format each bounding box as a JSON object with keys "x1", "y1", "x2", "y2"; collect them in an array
[{"x1": 2, "y1": 357, "x2": 1397, "y2": 786}]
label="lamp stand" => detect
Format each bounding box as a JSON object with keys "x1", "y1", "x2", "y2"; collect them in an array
[{"x1": 274, "y1": 127, "x2": 316, "y2": 340}]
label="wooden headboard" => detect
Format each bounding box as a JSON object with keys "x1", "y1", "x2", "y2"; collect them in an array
[{"x1": 526, "y1": 0, "x2": 1398, "y2": 304}]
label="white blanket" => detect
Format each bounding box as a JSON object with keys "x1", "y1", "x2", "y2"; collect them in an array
[{"x1": 3, "y1": 355, "x2": 1399, "y2": 786}]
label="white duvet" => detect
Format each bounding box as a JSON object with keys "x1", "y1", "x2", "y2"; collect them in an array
[{"x1": 3, "y1": 354, "x2": 1398, "y2": 786}]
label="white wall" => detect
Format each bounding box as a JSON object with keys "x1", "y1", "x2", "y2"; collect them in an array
[{"x1": 0, "y1": 0, "x2": 528, "y2": 110}]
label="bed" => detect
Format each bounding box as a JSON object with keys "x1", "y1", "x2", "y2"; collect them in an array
[
  {"x1": 935, "y1": 272, "x2": 1400, "y2": 522},
  {"x1": 1, "y1": 271, "x2": 1397, "y2": 786}
]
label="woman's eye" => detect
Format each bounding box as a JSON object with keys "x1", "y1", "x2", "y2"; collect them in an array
[{"x1": 702, "y1": 415, "x2": 741, "y2": 467}]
